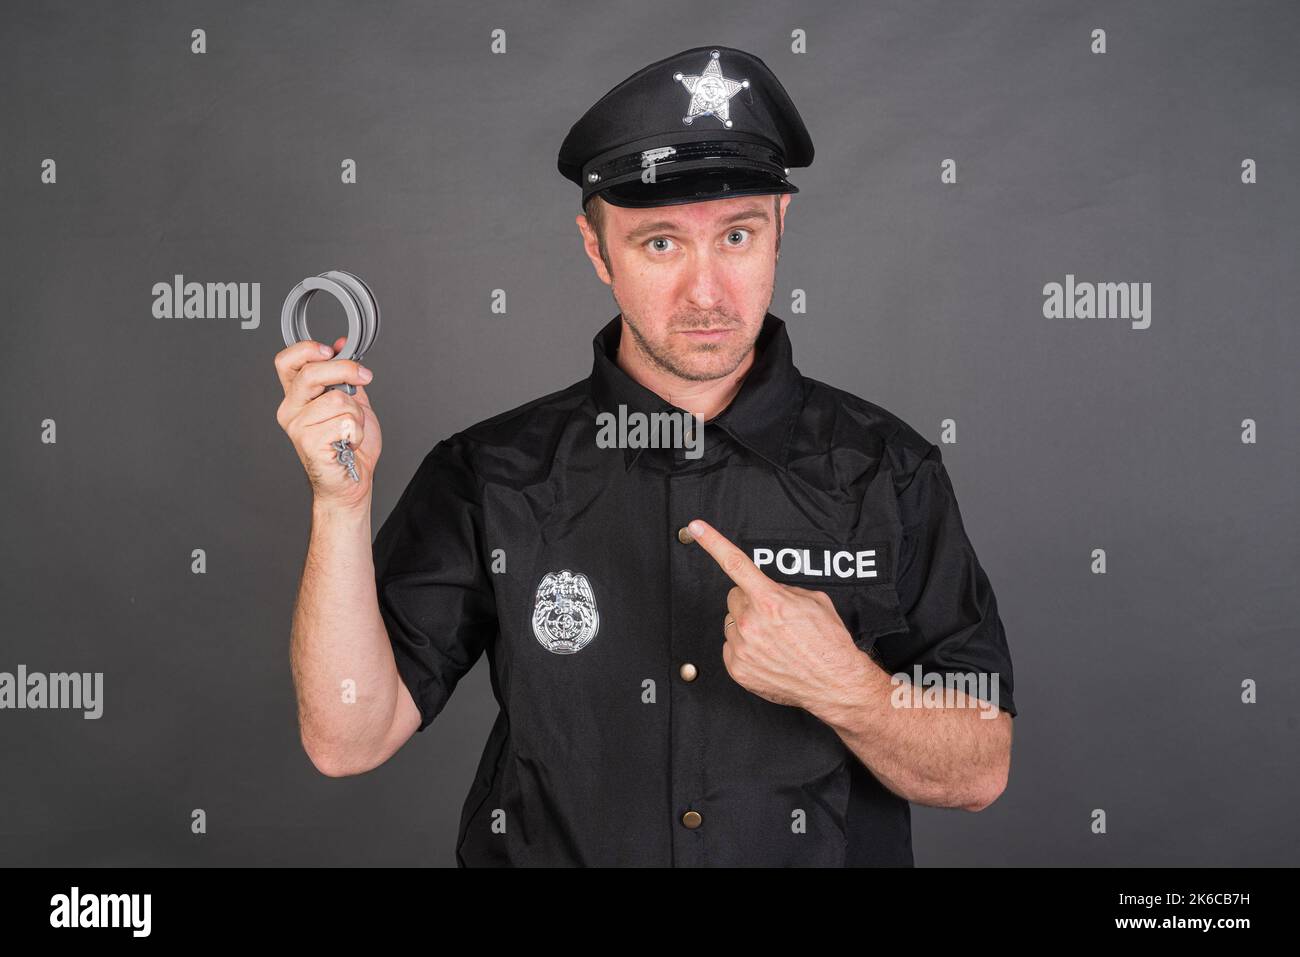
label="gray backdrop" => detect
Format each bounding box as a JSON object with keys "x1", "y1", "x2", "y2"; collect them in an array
[{"x1": 2, "y1": 0, "x2": 1296, "y2": 866}]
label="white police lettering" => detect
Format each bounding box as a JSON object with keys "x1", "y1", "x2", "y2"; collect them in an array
[
  {"x1": 751, "y1": 547, "x2": 879, "y2": 579},
  {"x1": 532, "y1": 569, "x2": 601, "y2": 654}
]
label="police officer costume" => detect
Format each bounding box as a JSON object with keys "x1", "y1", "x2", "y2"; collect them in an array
[{"x1": 373, "y1": 45, "x2": 1016, "y2": 867}]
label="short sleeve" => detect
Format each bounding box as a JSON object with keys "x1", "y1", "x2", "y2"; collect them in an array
[
  {"x1": 871, "y1": 443, "x2": 1017, "y2": 717},
  {"x1": 372, "y1": 435, "x2": 498, "y2": 732}
]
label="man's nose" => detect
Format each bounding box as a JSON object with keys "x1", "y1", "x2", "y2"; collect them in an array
[{"x1": 683, "y1": 248, "x2": 726, "y2": 310}]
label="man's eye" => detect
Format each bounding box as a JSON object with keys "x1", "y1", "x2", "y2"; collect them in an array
[
  {"x1": 647, "y1": 237, "x2": 675, "y2": 253},
  {"x1": 725, "y1": 228, "x2": 751, "y2": 246}
]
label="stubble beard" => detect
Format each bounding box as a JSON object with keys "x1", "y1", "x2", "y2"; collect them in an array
[
  {"x1": 618, "y1": 308, "x2": 760, "y2": 383},
  {"x1": 616, "y1": 271, "x2": 776, "y2": 384}
]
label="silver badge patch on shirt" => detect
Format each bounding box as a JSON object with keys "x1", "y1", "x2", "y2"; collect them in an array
[
  {"x1": 673, "y1": 49, "x2": 749, "y2": 128},
  {"x1": 531, "y1": 569, "x2": 601, "y2": 654}
]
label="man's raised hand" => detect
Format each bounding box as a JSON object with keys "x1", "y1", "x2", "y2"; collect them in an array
[{"x1": 274, "y1": 335, "x2": 383, "y2": 510}]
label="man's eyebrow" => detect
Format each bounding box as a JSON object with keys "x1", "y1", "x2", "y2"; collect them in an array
[
  {"x1": 623, "y1": 219, "x2": 682, "y2": 243},
  {"x1": 622, "y1": 204, "x2": 773, "y2": 243}
]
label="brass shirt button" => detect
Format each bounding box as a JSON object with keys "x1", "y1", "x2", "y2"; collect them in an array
[
  {"x1": 681, "y1": 810, "x2": 702, "y2": 829},
  {"x1": 679, "y1": 662, "x2": 698, "y2": 682},
  {"x1": 677, "y1": 525, "x2": 694, "y2": 544}
]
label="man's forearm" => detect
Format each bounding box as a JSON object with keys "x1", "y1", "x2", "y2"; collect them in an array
[
  {"x1": 807, "y1": 652, "x2": 1012, "y2": 811},
  {"x1": 290, "y1": 499, "x2": 399, "y2": 774}
]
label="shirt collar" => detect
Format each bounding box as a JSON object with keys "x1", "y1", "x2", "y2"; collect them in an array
[{"x1": 588, "y1": 312, "x2": 804, "y2": 472}]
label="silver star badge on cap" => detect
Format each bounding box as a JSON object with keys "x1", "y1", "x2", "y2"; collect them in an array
[{"x1": 673, "y1": 50, "x2": 749, "y2": 128}]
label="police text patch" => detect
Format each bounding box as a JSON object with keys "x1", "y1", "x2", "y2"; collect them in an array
[{"x1": 739, "y1": 538, "x2": 894, "y2": 586}]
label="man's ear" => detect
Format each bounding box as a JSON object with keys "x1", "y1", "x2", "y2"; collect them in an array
[{"x1": 576, "y1": 213, "x2": 613, "y2": 287}]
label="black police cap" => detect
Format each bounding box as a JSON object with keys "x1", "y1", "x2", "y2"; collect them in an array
[{"x1": 557, "y1": 45, "x2": 814, "y2": 209}]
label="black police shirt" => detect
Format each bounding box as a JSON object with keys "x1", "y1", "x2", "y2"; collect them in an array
[{"x1": 372, "y1": 312, "x2": 1016, "y2": 867}]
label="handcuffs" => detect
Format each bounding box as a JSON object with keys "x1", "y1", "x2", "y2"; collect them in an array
[{"x1": 280, "y1": 270, "x2": 381, "y2": 482}]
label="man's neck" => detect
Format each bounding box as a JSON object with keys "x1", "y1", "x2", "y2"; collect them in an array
[{"x1": 616, "y1": 319, "x2": 755, "y2": 422}]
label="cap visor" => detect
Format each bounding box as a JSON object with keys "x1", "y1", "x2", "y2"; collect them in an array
[{"x1": 596, "y1": 167, "x2": 797, "y2": 208}]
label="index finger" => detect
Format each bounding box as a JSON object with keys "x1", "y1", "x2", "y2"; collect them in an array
[
  {"x1": 273, "y1": 338, "x2": 336, "y2": 393},
  {"x1": 687, "y1": 518, "x2": 778, "y2": 596}
]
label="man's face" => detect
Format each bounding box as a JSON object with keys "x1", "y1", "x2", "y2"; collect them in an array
[{"x1": 577, "y1": 193, "x2": 789, "y2": 383}]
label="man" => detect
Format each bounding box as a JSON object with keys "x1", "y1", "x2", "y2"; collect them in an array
[{"x1": 276, "y1": 44, "x2": 1015, "y2": 867}]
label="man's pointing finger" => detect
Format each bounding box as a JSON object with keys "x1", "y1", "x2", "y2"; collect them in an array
[{"x1": 687, "y1": 519, "x2": 776, "y2": 596}]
